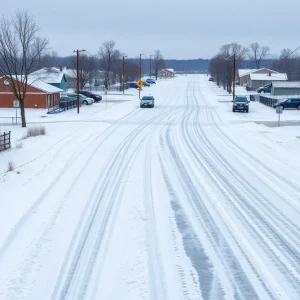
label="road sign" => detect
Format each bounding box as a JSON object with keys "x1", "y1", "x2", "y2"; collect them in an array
[
  {"x1": 13, "y1": 100, "x2": 19, "y2": 108},
  {"x1": 276, "y1": 106, "x2": 283, "y2": 114},
  {"x1": 136, "y1": 80, "x2": 143, "y2": 88}
]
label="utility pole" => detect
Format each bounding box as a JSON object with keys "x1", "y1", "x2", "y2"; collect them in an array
[
  {"x1": 73, "y1": 49, "x2": 86, "y2": 114},
  {"x1": 232, "y1": 54, "x2": 236, "y2": 101},
  {"x1": 122, "y1": 56, "x2": 127, "y2": 95},
  {"x1": 149, "y1": 55, "x2": 153, "y2": 77},
  {"x1": 139, "y1": 53, "x2": 143, "y2": 99}
]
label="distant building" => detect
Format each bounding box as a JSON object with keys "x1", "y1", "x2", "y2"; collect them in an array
[
  {"x1": 0, "y1": 76, "x2": 63, "y2": 108},
  {"x1": 237, "y1": 69, "x2": 258, "y2": 86},
  {"x1": 159, "y1": 69, "x2": 175, "y2": 78},
  {"x1": 248, "y1": 71, "x2": 287, "y2": 89},
  {"x1": 237, "y1": 68, "x2": 285, "y2": 88},
  {"x1": 271, "y1": 81, "x2": 300, "y2": 96},
  {"x1": 30, "y1": 66, "x2": 67, "y2": 91}
]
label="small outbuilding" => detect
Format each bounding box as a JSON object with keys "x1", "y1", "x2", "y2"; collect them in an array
[{"x1": 271, "y1": 81, "x2": 300, "y2": 96}]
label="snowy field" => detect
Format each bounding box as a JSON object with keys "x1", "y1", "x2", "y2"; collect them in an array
[{"x1": 1, "y1": 75, "x2": 300, "y2": 299}]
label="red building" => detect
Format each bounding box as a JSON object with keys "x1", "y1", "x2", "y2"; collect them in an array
[{"x1": 0, "y1": 76, "x2": 63, "y2": 108}]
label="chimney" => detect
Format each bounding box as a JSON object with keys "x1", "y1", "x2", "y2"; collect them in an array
[
  {"x1": 59, "y1": 65, "x2": 63, "y2": 72},
  {"x1": 269, "y1": 71, "x2": 271, "y2": 76}
]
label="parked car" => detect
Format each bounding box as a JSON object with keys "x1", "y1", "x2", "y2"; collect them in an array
[
  {"x1": 140, "y1": 95, "x2": 155, "y2": 108},
  {"x1": 60, "y1": 95, "x2": 74, "y2": 102},
  {"x1": 273, "y1": 98, "x2": 300, "y2": 110},
  {"x1": 257, "y1": 83, "x2": 271, "y2": 93},
  {"x1": 79, "y1": 91, "x2": 102, "y2": 102},
  {"x1": 232, "y1": 96, "x2": 250, "y2": 113},
  {"x1": 208, "y1": 77, "x2": 215, "y2": 82},
  {"x1": 127, "y1": 82, "x2": 139, "y2": 89},
  {"x1": 65, "y1": 93, "x2": 94, "y2": 105},
  {"x1": 146, "y1": 78, "x2": 156, "y2": 84},
  {"x1": 142, "y1": 81, "x2": 150, "y2": 87}
]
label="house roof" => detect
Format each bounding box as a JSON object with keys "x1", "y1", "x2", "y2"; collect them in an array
[
  {"x1": 159, "y1": 68, "x2": 175, "y2": 73},
  {"x1": 166, "y1": 68, "x2": 174, "y2": 73},
  {"x1": 238, "y1": 69, "x2": 258, "y2": 77},
  {"x1": 272, "y1": 81, "x2": 300, "y2": 88},
  {"x1": 30, "y1": 67, "x2": 66, "y2": 84},
  {"x1": 239, "y1": 68, "x2": 280, "y2": 78},
  {"x1": 250, "y1": 73, "x2": 287, "y2": 81},
  {"x1": 1, "y1": 75, "x2": 63, "y2": 93},
  {"x1": 27, "y1": 76, "x2": 64, "y2": 93}
]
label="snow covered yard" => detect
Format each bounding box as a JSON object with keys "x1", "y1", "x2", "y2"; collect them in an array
[{"x1": 1, "y1": 75, "x2": 300, "y2": 300}]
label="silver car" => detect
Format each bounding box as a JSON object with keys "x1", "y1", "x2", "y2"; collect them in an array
[
  {"x1": 140, "y1": 96, "x2": 154, "y2": 108},
  {"x1": 65, "y1": 93, "x2": 94, "y2": 105}
]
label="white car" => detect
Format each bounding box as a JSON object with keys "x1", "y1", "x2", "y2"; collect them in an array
[{"x1": 65, "y1": 93, "x2": 94, "y2": 105}]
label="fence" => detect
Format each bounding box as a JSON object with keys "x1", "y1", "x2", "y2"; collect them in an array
[
  {"x1": 259, "y1": 96, "x2": 278, "y2": 108},
  {"x1": 0, "y1": 131, "x2": 11, "y2": 151},
  {"x1": 0, "y1": 117, "x2": 22, "y2": 126},
  {"x1": 249, "y1": 95, "x2": 260, "y2": 102},
  {"x1": 48, "y1": 100, "x2": 78, "y2": 114}
]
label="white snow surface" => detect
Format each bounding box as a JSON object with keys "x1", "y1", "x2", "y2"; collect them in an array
[{"x1": 1, "y1": 75, "x2": 300, "y2": 300}]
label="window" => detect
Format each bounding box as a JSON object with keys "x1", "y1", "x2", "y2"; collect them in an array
[{"x1": 291, "y1": 99, "x2": 300, "y2": 103}]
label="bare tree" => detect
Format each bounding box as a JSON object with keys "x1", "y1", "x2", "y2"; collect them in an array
[
  {"x1": 209, "y1": 43, "x2": 248, "y2": 93},
  {"x1": 34, "y1": 36, "x2": 50, "y2": 69},
  {"x1": 99, "y1": 40, "x2": 121, "y2": 89},
  {"x1": 70, "y1": 54, "x2": 99, "y2": 89},
  {"x1": 272, "y1": 48, "x2": 300, "y2": 81},
  {"x1": 248, "y1": 42, "x2": 270, "y2": 68},
  {"x1": 152, "y1": 50, "x2": 165, "y2": 80},
  {"x1": 124, "y1": 59, "x2": 139, "y2": 82},
  {"x1": 0, "y1": 10, "x2": 48, "y2": 127},
  {"x1": 40, "y1": 50, "x2": 58, "y2": 69}
]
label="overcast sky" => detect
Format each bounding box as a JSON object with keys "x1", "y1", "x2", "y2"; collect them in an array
[{"x1": 2, "y1": 0, "x2": 300, "y2": 59}]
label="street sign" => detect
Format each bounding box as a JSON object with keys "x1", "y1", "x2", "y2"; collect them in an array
[
  {"x1": 13, "y1": 100, "x2": 20, "y2": 108},
  {"x1": 136, "y1": 80, "x2": 143, "y2": 88},
  {"x1": 276, "y1": 106, "x2": 283, "y2": 114}
]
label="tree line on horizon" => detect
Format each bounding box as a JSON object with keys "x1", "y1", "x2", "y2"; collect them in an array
[{"x1": 209, "y1": 42, "x2": 300, "y2": 93}]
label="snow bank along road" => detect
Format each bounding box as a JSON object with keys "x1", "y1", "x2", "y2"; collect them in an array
[{"x1": 1, "y1": 75, "x2": 300, "y2": 300}]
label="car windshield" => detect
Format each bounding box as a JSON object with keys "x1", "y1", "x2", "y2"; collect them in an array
[
  {"x1": 235, "y1": 97, "x2": 247, "y2": 103},
  {"x1": 142, "y1": 97, "x2": 153, "y2": 101}
]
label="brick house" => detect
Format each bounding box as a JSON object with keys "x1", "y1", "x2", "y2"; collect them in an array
[
  {"x1": 0, "y1": 76, "x2": 63, "y2": 108},
  {"x1": 159, "y1": 69, "x2": 175, "y2": 78},
  {"x1": 237, "y1": 69, "x2": 257, "y2": 86}
]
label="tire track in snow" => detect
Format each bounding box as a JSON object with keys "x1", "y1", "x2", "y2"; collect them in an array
[
  {"x1": 51, "y1": 103, "x2": 181, "y2": 300},
  {"x1": 159, "y1": 82, "x2": 273, "y2": 299},
  {"x1": 143, "y1": 136, "x2": 168, "y2": 300},
  {"x1": 0, "y1": 109, "x2": 140, "y2": 258},
  {"x1": 187, "y1": 81, "x2": 300, "y2": 298}
]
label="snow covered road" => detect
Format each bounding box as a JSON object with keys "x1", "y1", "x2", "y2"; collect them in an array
[{"x1": 1, "y1": 75, "x2": 300, "y2": 299}]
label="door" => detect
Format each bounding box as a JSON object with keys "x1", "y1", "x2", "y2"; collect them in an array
[
  {"x1": 284, "y1": 99, "x2": 292, "y2": 108},
  {"x1": 291, "y1": 99, "x2": 300, "y2": 109}
]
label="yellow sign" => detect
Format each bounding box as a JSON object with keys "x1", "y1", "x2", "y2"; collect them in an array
[{"x1": 136, "y1": 80, "x2": 143, "y2": 88}]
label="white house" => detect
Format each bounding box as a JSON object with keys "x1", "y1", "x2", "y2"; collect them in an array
[{"x1": 248, "y1": 72, "x2": 288, "y2": 88}]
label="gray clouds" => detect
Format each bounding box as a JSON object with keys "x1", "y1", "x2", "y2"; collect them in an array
[{"x1": 3, "y1": 0, "x2": 299, "y2": 58}]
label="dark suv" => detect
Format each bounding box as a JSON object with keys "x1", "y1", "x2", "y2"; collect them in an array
[
  {"x1": 232, "y1": 96, "x2": 250, "y2": 113},
  {"x1": 79, "y1": 91, "x2": 102, "y2": 102},
  {"x1": 257, "y1": 84, "x2": 271, "y2": 93},
  {"x1": 273, "y1": 98, "x2": 300, "y2": 110}
]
